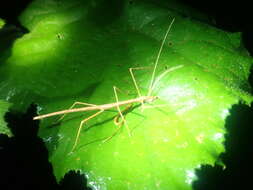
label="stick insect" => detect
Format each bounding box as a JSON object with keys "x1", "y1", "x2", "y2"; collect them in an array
[{"x1": 33, "y1": 18, "x2": 183, "y2": 151}]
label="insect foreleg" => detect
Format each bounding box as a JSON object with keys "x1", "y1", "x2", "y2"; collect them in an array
[{"x1": 129, "y1": 67, "x2": 152, "y2": 110}]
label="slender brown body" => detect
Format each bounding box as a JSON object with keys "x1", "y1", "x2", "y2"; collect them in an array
[
  {"x1": 32, "y1": 18, "x2": 178, "y2": 151},
  {"x1": 33, "y1": 96, "x2": 158, "y2": 120}
]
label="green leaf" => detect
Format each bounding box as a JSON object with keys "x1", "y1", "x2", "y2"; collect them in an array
[
  {"x1": 0, "y1": 99, "x2": 12, "y2": 137},
  {"x1": 0, "y1": 0, "x2": 252, "y2": 190}
]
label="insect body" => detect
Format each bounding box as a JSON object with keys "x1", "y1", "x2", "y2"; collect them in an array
[
  {"x1": 33, "y1": 95, "x2": 158, "y2": 120},
  {"x1": 34, "y1": 18, "x2": 183, "y2": 151}
]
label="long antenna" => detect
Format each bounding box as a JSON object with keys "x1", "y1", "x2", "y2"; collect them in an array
[{"x1": 148, "y1": 18, "x2": 175, "y2": 96}]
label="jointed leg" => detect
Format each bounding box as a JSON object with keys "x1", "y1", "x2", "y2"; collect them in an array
[
  {"x1": 112, "y1": 86, "x2": 133, "y2": 126},
  {"x1": 56, "y1": 101, "x2": 97, "y2": 122},
  {"x1": 71, "y1": 108, "x2": 104, "y2": 152},
  {"x1": 114, "y1": 104, "x2": 132, "y2": 126},
  {"x1": 102, "y1": 86, "x2": 132, "y2": 143},
  {"x1": 113, "y1": 86, "x2": 131, "y2": 137},
  {"x1": 129, "y1": 67, "x2": 148, "y2": 98},
  {"x1": 129, "y1": 67, "x2": 151, "y2": 110},
  {"x1": 102, "y1": 122, "x2": 123, "y2": 143}
]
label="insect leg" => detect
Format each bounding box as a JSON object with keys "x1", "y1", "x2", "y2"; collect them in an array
[
  {"x1": 113, "y1": 86, "x2": 131, "y2": 137},
  {"x1": 71, "y1": 108, "x2": 104, "y2": 152},
  {"x1": 114, "y1": 104, "x2": 133, "y2": 126},
  {"x1": 56, "y1": 101, "x2": 97, "y2": 122},
  {"x1": 129, "y1": 66, "x2": 151, "y2": 110}
]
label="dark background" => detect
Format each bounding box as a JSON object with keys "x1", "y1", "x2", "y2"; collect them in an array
[{"x1": 0, "y1": 0, "x2": 252, "y2": 190}]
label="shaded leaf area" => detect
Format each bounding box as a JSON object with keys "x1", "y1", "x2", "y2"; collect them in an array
[
  {"x1": 0, "y1": 100, "x2": 12, "y2": 137},
  {"x1": 1, "y1": 103, "x2": 252, "y2": 190},
  {"x1": 193, "y1": 103, "x2": 253, "y2": 189},
  {"x1": 0, "y1": 0, "x2": 253, "y2": 190},
  {"x1": 0, "y1": 0, "x2": 31, "y2": 57},
  {"x1": 0, "y1": 24, "x2": 29, "y2": 63},
  {"x1": 0, "y1": 104, "x2": 91, "y2": 190},
  {"x1": 127, "y1": 1, "x2": 252, "y2": 96},
  {"x1": 0, "y1": 0, "x2": 32, "y2": 26}
]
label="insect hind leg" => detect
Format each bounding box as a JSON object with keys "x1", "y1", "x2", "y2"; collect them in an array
[
  {"x1": 71, "y1": 108, "x2": 104, "y2": 152},
  {"x1": 56, "y1": 101, "x2": 97, "y2": 123}
]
